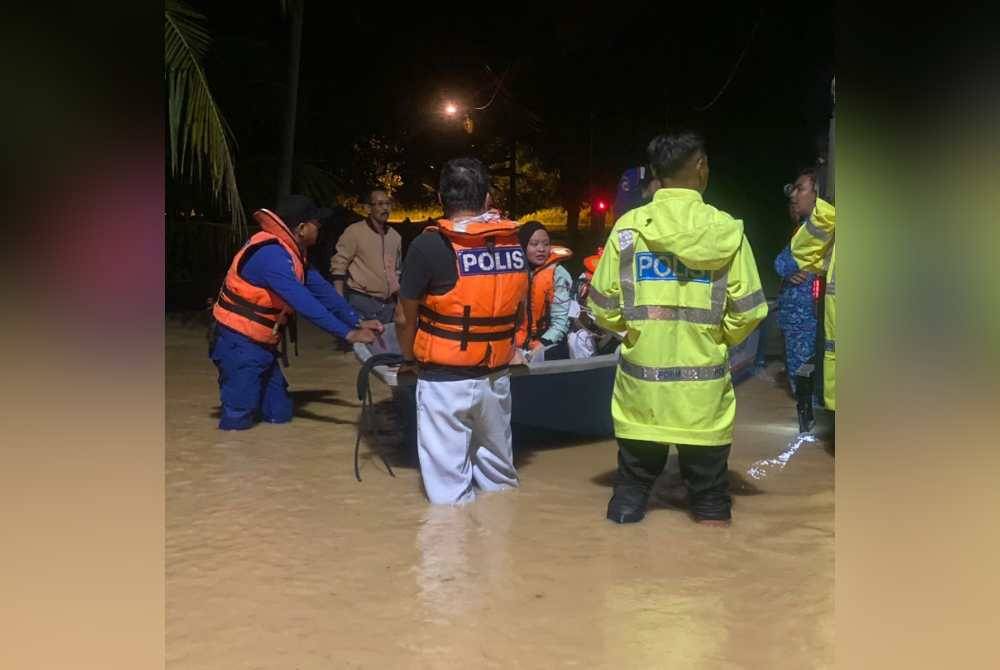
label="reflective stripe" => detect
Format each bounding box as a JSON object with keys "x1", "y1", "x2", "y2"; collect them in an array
[
  {"x1": 805, "y1": 216, "x2": 832, "y2": 241},
  {"x1": 826, "y1": 281, "x2": 835, "y2": 296},
  {"x1": 624, "y1": 305, "x2": 719, "y2": 324},
  {"x1": 825, "y1": 340, "x2": 835, "y2": 352},
  {"x1": 588, "y1": 286, "x2": 618, "y2": 310},
  {"x1": 709, "y1": 272, "x2": 728, "y2": 319},
  {"x1": 620, "y1": 274, "x2": 725, "y2": 323},
  {"x1": 730, "y1": 289, "x2": 766, "y2": 312},
  {"x1": 618, "y1": 230, "x2": 636, "y2": 308},
  {"x1": 618, "y1": 357, "x2": 728, "y2": 382},
  {"x1": 617, "y1": 227, "x2": 728, "y2": 325}
]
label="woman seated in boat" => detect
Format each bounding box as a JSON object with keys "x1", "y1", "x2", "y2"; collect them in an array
[{"x1": 516, "y1": 221, "x2": 573, "y2": 361}]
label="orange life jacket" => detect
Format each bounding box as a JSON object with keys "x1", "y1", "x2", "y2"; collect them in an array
[
  {"x1": 414, "y1": 212, "x2": 529, "y2": 368},
  {"x1": 212, "y1": 209, "x2": 306, "y2": 346},
  {"x1": 583, "y1": 246, "x2": 604, "y2": 274},
  {"x1": 517, "y1": 246, "x2": 572, "y2": 348}
]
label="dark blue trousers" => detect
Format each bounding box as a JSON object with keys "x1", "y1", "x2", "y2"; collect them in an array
[{"x1": 210, "y1": 326, "x2": 293, "y2": 430}]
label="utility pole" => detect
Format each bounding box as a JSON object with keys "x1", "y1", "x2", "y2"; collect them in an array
[
  {"x1": 276, "y1": 0, "x2": 304, "y2": 199},
  {"x1": 509, "y1": 137, "x2": 518, "y2": 219}
]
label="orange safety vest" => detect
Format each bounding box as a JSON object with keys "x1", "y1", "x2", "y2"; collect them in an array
[
  {"x1": 414, "y1": 213, "x2": 529, "y2": 368},
  {"x1": 212, "y1": 209, "x2": 306, "y2": 346},
  {"x1": 516, "y1": 247, "x2": 572, "y2": 348}
]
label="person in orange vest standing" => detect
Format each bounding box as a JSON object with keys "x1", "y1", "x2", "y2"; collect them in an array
[
  {"x1": 515, "y1": 221, "x2": 573, "y2": 361},
  {"x1": 210, "y1": 195, "x2": 384, "y2": 430},
  {"x1": 396, "y1": 158, "x2": 530, "y2": 504}
]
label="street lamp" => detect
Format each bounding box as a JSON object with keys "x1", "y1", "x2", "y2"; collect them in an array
[
  {"x1": 436, "y1": 101, "x2": 519, "y2": 218},
  {"x1": 442, "y1": 101, "x2": 474, "y2": 134}
]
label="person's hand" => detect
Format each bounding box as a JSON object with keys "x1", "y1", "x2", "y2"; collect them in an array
[
  {"x1": 359, "y1": 319, "x2": 384, "y2": 334},
  {"x1": 396, "y1": 359, "x2": 418, "y2": 376},
  {"x1": 530, "y1": 340, "x2": 546, "y2": 353},
  {"x1": 346, "y1": 328, "x2": 376, "y2": 344},
  {"x1": 510, "y1": 349, "x2": 528, "y2": 366},
  {"x1": 788, "y1": 271, "x2": 809, "y2": 285}
]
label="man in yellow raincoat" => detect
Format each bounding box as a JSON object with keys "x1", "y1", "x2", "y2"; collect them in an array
[
  {"x1": 588, "y1": 131, "x2": 768, "y2": 526},
  {"x1": 788, "y1": 172, "x2": 836, "y2": 410}
]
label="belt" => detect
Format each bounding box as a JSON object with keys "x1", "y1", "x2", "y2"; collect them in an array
[{"x1": 346, "y1": 287, "x2": 395, "y2": 303}]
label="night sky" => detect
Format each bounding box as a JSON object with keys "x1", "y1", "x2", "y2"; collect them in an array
[{"x1": 170, "y1": 1, "x2": 834, "y2": 300}]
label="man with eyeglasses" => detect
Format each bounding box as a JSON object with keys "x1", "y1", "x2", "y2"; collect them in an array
[
  {"x1": 776, "y1": 169, "x2": 823, "y2": 424},
  {"x1": 789, "y1": 167, "x2": 837, "y2": 412},
  {"x1": 210, "y1": 195, "x2": 383, "y2": 430},
  {"x1": 331, "y1": 188, "x2": 403, "y2": 324}
]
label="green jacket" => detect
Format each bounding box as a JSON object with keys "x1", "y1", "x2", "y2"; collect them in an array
[
  {"x1": 791, "y1": 197, "x2": 836, "y2": 410},
  {"x1": 588, "y1": 188, "x2": 768, "y2": 445}
]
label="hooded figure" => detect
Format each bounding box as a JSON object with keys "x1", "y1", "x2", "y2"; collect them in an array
[{"x1": 588, "y1": 131, "x2": 768, "y2": 526}]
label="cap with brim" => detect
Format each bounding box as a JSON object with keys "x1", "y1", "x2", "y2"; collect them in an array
[{"x1": 275, "y1": 194, "x2": 332, "y2": 228}]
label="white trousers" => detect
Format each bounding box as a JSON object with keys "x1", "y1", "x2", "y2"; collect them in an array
[{"x1": 416, "y1": 371, "x2": 519, "y2": 504}]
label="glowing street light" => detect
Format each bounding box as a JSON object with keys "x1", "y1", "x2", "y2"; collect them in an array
[{"x1": 444, "y1": 102, "x2": 458, "y2": 116}]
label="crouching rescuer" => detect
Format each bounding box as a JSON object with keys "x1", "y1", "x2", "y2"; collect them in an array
[
  {"x1": 210, "y1": 195, "x2": 382, "y2": 430},
  {"x1": 588, "y1": 131, "x2": 768, "y2": 526},
  {"x1": 396, "y1": 158, "x2": 529, "y2": 504}
]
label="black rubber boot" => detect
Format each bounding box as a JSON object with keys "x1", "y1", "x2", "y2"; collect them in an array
[
  {"x1": 794, "y1": 363, "x2": 816, "y2": 433},
  {"x1": 607, "y1": 441, "x2": 665, "y2": 524},
  {"x1": 607, "y1": 486, "x2": 650, "y2": 523}
]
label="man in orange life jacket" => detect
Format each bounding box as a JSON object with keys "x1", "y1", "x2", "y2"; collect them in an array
[
  {"x1": 396, "y1": 158, "x2": 530, "y2": 504},
  {"x1": 211, "y1": 195, "x2": 384, "y2": 430}
]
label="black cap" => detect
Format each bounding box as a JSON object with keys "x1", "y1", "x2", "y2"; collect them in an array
[{"x1": 275, "y1": 194, "x2": 332, "y2": 228}]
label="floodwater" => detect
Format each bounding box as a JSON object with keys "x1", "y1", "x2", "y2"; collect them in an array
[{"x1": 167, "y1": 317, "x2": 834, "y2": 669}]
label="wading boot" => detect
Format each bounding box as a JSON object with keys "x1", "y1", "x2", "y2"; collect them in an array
[{"x1": 606, "y1": 445, "x2": 661, "y2": 524}]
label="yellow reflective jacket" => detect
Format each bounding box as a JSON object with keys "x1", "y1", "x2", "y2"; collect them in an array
[
  {"x1": 588, "y1": 188, "x2": 768, "y2": 446},
  {"x1": 790, "y1": 197, "x2": 836, "y2": 410}
]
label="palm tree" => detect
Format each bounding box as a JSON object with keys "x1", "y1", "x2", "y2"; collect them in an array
[{"x1": 165, "y1": 0, "x2": 246, "y2": 238}]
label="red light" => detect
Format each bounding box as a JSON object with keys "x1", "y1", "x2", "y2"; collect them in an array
[
  {"x1": 812, "y1": 277, "x2": 821, "y2": 300},
  {"x1": 596, "y1": 199, "x2": 607, "y2": 211}
]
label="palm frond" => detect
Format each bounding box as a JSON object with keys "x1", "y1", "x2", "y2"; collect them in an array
[{"x1": 165, "y1": 0, "x2": 246, "y2": 238}]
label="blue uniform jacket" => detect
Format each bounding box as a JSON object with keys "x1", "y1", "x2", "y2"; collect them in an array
[{"x1": 774, "y1": 246, "x2": 817, "y2": 379}]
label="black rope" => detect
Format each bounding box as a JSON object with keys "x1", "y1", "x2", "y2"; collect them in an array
[{"x1": 354, "y1": 353, "x2": 404, "y2": 482}]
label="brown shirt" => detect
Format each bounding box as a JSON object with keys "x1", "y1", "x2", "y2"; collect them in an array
[{"x1": 330, "y1": 220, "x2": 402, "y2": 300}]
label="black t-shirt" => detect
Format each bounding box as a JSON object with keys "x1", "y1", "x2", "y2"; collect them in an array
[
  {"x1": 399, "y1": 230, "x2": 512, "y2": 382},
  {"x1": 399, "y1": 231, "x2": 459, "y2": 299}
]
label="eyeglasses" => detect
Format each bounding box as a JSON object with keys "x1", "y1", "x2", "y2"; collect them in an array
[{"x1": 783, "y1": 181, "x2": 815, "y2": 198}]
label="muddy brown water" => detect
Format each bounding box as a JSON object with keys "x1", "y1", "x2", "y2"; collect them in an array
[{"x1": 167, "y1": 318, "x2": 834, "y2": 669}]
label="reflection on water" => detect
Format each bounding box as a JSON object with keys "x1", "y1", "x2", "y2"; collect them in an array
[{"x1": 747, "y1": 433, "x2": 821, "y2": 480}]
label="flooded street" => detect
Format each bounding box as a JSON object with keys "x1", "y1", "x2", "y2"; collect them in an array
[{"x1": 167, "y1": 318, "x2": 834, "y2": 669}]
